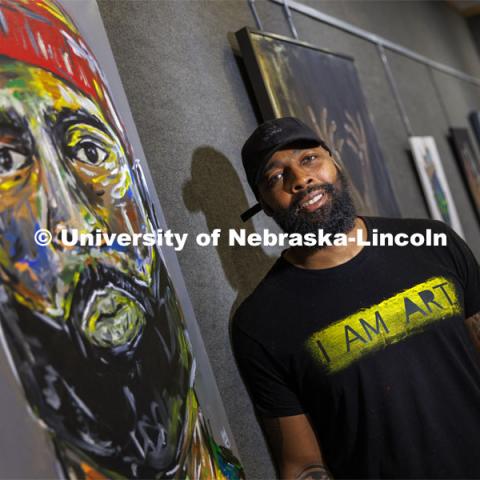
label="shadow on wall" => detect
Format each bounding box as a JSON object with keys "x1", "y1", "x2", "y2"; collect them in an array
[
  {"x1": 183, "y1": 146, "x2": 275, "y2": 320},
  {"x1": 184, "y1": 146, "x2": 279, "y2": 478}
]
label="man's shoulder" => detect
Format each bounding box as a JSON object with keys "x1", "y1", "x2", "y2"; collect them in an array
[
  {"x1": 232, "y1": 258, "x2": 286, "y2": 336},
  {"x1": 366, "y1": 215, "x2": 451, "y2": 234}
]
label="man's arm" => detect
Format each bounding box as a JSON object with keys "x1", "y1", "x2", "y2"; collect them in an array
[
  {"x1": 465, "y1": 311, "x2": 480, "y2": 351},
  {"x1": 262, "y1": 414, "x2": 333, "y2": 479}
]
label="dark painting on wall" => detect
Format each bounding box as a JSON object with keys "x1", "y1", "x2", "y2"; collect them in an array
[
  {"x1": 469, "y1": 111, "x2": 480, "y2": 150},
  {"x1": 236, "y1": 28, "x2": 400, "y2": 217},
  {"x1": 449, "y1": 128, "x2": 480, "y2": 222},
  {"x1": 0, "y1": 1, "x2": 244, "y2": 479}
]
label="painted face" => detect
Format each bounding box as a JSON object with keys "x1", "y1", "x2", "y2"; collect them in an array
[
  {"x1": 0, "y1": 60, "x2": 193, "y2": 477},
  {"x1": 0, "y1": 61, "x2": 153, "y2": 321}
]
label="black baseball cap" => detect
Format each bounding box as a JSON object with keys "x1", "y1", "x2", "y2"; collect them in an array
[{"x1": 240, "y1": 117, "x2": 331, "y2": 222}]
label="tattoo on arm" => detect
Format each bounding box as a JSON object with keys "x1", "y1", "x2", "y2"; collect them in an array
[
  {"x1": 262, "y1": 416, "x2": 332, "y2": 479},
  {"x1": 296, "y1": 463, "x2": 333, "y2": 480},
  {"x1": 465, "y1": 311, "x2": 480, "y2": 351}
]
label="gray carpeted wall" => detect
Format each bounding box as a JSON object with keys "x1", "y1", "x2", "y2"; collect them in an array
[{"x1": 97, "y1": 1, "x2": 480, "y2": 477}]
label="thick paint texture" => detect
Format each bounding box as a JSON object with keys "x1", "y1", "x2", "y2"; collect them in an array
[{"x1": 0, "y1": 1, "x2": 243, "y2": 478}]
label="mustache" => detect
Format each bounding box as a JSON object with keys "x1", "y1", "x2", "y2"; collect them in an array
[
  {"x1": 69, "y1": 262, "x2": 156, "y2": 327},
  {"x1": 291, "y1": 183, "x2": 336, "y2": 212}
]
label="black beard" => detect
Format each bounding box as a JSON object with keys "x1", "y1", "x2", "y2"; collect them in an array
[{"x1": 271, "y1": 169, "x2": 357, "y2": 244}]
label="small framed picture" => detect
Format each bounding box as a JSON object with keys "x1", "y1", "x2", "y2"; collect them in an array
[{"x1": 409, "y1": 136, "x2": 464, "y2": 238}]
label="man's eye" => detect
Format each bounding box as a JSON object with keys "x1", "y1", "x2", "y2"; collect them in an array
[
  {"x1": 0, "y1": 147, "x2": 30, "y2": 175},
  {"x1": 267, "y1": 172, "x2": 282, "y2": 187},
  {"x1": 70, "y1": 141, "x2": 108, "y2": 165},
  {"x1": 302, "y1": 155, "x2": 317, "y2": 164}
]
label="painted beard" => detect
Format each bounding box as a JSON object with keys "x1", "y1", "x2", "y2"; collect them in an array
[
  {"x1": 0, "y1": 260, "x2": 193, "y2": 477},
  {"x1": 271, "y1": 168, "x2": 357, "y2": 243}
]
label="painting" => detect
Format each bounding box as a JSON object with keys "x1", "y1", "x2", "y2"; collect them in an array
[
  {"x1": 0, "y1": 1, "x2": 243, "y2": 478},
  {"x1": 449, "y1": 128, "x2": 480, "y2": 222},
  {"x1": 236, "y1": 27, "x2": 400, "y2": 218},
  {"x1": 468, "y1": 111, "x2": 480, "y2": 149},
  {"x1": 409, "y1": 136, "x2": 464, "y2": 237}
]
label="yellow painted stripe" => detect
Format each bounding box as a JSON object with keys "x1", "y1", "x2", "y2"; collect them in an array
[{"x1": 306, "y1": 276, "x2": 461, "y2": 374}]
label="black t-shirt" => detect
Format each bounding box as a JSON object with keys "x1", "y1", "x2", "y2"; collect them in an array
[{"x1": 232, "y1": 216, "x2": 480, "y2": 479}]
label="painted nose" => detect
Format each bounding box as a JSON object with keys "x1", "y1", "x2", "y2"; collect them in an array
[
  {"x1": 41, "y1": 160, "x2": 108, "y2": 248},
  {"x1": 50, "y1": 207, "x2": 107, "y2": 251}
]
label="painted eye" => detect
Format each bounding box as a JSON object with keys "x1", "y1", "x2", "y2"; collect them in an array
[
  {"x1": 0, "y1": 148, "x2": 30, "y2": 175},
  {"x1": 71, "y1": 141, "x2": 108, "y2": 165}
]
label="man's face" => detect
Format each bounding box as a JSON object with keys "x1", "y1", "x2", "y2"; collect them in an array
[
  {"x1": 257, "y1": 145, "x2": 356, "y2": 239},
  {"x1": 0, "y1": 60, "x2": 192, "y2": 476}
]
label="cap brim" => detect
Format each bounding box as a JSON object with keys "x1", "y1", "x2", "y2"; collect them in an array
[{"x1": 240, "y1": 203, "x2": 262, "y2": 222}]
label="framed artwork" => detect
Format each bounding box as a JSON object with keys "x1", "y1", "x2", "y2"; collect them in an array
[
  {"x1": 0, "y1": 1, "x2": 243, "y2": 478},
  {"x1": 409, "y1": 137, "x2": 464, "y2": 238},
  {"x1": 236, "y1": 27, "x2": 400, "y2": 217},
  {"x1": 468, "y1": 111, "x2": 480, "y2": 149},
  {"x1": 449, "y1": 128, "x2": 480, "y2": 222}
]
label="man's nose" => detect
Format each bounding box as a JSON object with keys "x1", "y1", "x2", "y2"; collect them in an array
[{"x1": 287, "y1": 166, "x2": 314, "y2": 193}]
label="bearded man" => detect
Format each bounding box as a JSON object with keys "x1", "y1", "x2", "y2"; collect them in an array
[{"x1": 232, "y1": 117, "x2": 480, "y2": 479}]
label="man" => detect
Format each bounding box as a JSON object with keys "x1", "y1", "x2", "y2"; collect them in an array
[
  {"x1": 232, "y1": 117, "x2": 480, "y2": 479},
  {"x1": 0, "y1": 1, "x2": 243, "y2": 478}
]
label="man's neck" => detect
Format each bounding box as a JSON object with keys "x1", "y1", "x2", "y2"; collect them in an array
[{"x1": 283, "y1": 216, "x2": 367, "y2": 270}]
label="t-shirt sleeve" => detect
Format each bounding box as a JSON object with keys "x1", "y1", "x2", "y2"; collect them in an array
[
  {"x1": 231, "y1": 319, "x2": 305, "y2": 418},
  {"x1": 443, "y1": 224, "x2": 480, "y2": 318}
]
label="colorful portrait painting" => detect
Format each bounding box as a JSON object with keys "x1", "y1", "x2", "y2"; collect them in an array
[
  {"x1": 0, "y1": 1, "x2": 243, "y2": 478},
  {"x1": 449, "y1": 127, "x2": 480, "y2": 223},
  {"x1": 236, "y1": 28, "x2": 400, "y2": 218},
  {"x1": 409, "y1": 136, "x2": 464, "y2": 238}
]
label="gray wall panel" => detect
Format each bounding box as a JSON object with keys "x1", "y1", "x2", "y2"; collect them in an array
[
  {"x1": 386, "y1": 51, "x2": 480, "y2": 256},
  {"x1": 300, "y1": 0, "x2": 480, "y2": 77},
  {"x1": 431, "y1": 69, "x2": 480, "y2": 254}
]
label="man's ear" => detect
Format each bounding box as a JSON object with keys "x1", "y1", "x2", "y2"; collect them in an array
[
  {"x1": 258, "y1": 196, "x2": 274, "y2": 217},
  {"x1": 329, "y1": 153, "x2": 343, "y2": 174}
]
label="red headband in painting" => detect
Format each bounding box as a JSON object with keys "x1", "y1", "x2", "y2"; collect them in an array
[{"x1": 0, "y1": 0, "x2": 125, "y2": 140}]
